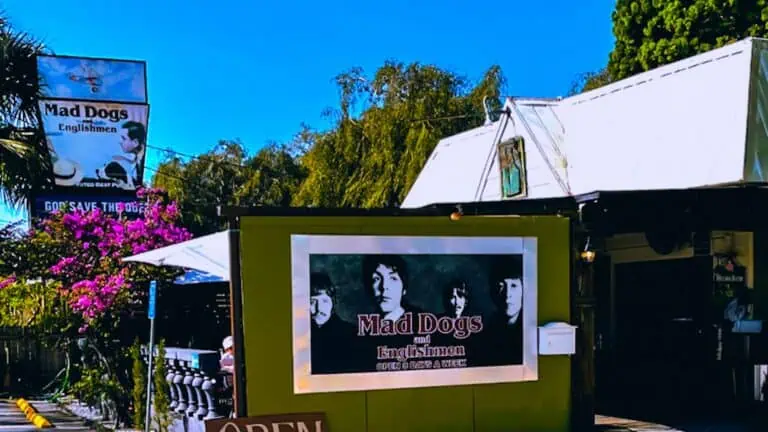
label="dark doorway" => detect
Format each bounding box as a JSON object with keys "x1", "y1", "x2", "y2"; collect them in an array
[{"x1": 597, "y1": 256, "x2": 717, "y2": 420}]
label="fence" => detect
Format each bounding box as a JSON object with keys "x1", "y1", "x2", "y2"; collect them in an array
[{"x1": 0, "y1": 328, "x2": 66, "y2": 395}]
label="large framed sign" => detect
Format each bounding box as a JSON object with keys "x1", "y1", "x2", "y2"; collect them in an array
[
  {"x1": 38, "y1": 100, "x2": 149, "y2": 190},
  {"x1": 37, "y1": 54, "x2": 147, "y2": 103},
  {"x1": 290, "y1": 235, "x2": 538, "y2": 394}
]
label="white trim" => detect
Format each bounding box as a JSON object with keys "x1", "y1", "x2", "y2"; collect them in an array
[{"x1": 290, "y1": 235, "x2": 539, "y2": 394}]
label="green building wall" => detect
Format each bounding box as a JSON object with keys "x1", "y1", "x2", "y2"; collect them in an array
[{"x1": 238, "y1": 215, "x2": 572, "y2": 431}]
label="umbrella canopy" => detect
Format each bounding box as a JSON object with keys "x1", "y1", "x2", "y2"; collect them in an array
[{"x1": 123, "y1": 230, "x2": 230, "y2": 281}]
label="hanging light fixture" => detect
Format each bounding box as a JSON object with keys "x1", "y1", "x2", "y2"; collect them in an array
[{"x1": 580, "y1": 236, "x2": 596, "y2": 263}]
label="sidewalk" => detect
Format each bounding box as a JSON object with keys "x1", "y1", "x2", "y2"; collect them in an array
[
  {"x1": 596, "y1": 414, "x2": 761, "y2": 432},
  {"x1": 0, "y1": 399, "x2": 92, "y2": 431}
]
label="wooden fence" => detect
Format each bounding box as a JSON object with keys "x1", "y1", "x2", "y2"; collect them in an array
[
  {"x1": 0, "y1": 282, "x2": 230, "y2": 395},
  {"x1": 0, "y1": 328, "x2": 65, "y2": 395}
]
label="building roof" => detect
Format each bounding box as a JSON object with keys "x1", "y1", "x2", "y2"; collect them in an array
[
  {"x1": 402, "y1": 38, "x2": 760, "y2": 209},
  {"x1": 401, "y1": 98, "x2": 570, "y2": 208}
]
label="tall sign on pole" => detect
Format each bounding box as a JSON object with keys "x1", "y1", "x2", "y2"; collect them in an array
[
  {"x1": 144, "y1": 280, "x2": 157, "y2": 432},
  {"x1": 32, "y1": 54, "x2": 150, "y2": 221}
]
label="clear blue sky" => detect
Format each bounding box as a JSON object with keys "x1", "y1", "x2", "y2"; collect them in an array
[{"x1": 0, "y1": 0, "x2": 615, "y2": 225}]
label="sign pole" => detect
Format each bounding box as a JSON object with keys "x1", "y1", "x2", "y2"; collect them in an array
[{"x1": 144, "y1": 280, "x2": 157, "y2": 432}]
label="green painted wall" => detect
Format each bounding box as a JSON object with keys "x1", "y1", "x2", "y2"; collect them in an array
[{"x1": 239, "y1": 215, "x2": 572, "y2": 431}]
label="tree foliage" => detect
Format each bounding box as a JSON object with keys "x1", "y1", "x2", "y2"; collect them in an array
[
  {"x1": 130, "y1": 338, "x2": 146, "y2": 429},
  {"x1": 153, "y1": 63, "x2": 503, "y2": 211},
  {"x1": 608, "y1": 0, "x2": 768, "y2": 81},
  {"x1": 568, "y1": 68, "x2": 614, "y2": 95},
  {"x1": 293, "y1": 62, "x2": 505, "y2": 208},
  {"x1": 0, "y1": 222, "x2": 72, "y2": 331},
  {"x1": 153, "y1": 140, "x2": 306, "y2": 235},
  {"x1": 152, "y1": 339, "x2": 172, "y2": 432},
  {"x1": 0, "y1": 12, "x2": 51, "y2": 208}
]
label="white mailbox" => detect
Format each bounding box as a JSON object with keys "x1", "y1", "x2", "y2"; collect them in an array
[{"x1": 538, "y1": 322, "x2": 577, "y2": 356}]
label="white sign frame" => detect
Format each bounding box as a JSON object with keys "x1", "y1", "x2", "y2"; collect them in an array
[{"x1": 290, "y1": 234, "x2": 538, "y2": 394}]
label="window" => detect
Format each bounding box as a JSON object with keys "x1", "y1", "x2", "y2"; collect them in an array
[{"x1": 498, "y1": 136, "x2": 527, "y2": 199}]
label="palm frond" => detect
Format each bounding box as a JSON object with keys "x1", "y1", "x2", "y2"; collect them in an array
[
  {"x1": 0, "y1": 12, "x2": 51, "y2": 207},
  {"x1": 0, "y1": 137, "x2": 32, "y2": 156}
]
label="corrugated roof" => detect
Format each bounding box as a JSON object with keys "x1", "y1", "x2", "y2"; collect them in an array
[
  {"x1": 400, "y1": 122, "x2": 498, "y2": 208},
  {"x1": 402, "y1": 38, "x2": 759, "y2": 208},
  {"x1": 557, "y1": 38, "x2": 752, "y2": 195}
]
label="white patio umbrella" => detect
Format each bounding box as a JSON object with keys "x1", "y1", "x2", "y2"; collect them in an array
[{"x1": 123, "y1": 230, "x2": 230, "y2": 281}]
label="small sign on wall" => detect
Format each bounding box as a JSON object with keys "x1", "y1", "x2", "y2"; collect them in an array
[
  {"x1": 498, "y1": 136, "x2": 528, "y2": 199},
  {"x1": 205, "y1": 413, "x2": 327, "y2": 432}
]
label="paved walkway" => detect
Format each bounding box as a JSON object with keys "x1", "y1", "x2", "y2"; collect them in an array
[
  {"x1": 0, "y1": 399, "x2": 91, "y2": 431},
  {"x1": 596, "y1": 414, "x2": 762, "y2": 432}
]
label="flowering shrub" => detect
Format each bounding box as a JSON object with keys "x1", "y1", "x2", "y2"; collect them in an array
[
  {"x1": 0, "y1": 275, "x2": 16, "y2": 290},
  {"x1": 41, "y1": 187, "x2": 191, "y2": 329},
  {"x1": 0, "y1": 187, "x2": 191, "y2": 426}
]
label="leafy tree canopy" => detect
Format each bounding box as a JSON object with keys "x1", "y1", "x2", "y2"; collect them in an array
[
  {"x1": 608, "y1": 0, "x2": 768, "y2": 81},
  {"x1": 153, "y1": 62, "x2": 504, "y2": 216},
  {"x1": 152, "y1": 139, "x2": 306, "y2": 235},
  {"x1": 293, "y1": 62, "x2": 505, "y2": 208},
  {"x1": 568, "y1": 68, "x2": 614, "y2": 95}
]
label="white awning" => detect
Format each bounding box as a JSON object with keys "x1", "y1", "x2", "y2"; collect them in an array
[{"x1": 123, "y1": 230, "x2": 230, "y2": 281}]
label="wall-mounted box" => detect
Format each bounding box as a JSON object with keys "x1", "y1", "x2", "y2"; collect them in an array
[{"x1": 538, "y1": 322, "x2": 577, "y2": 356}]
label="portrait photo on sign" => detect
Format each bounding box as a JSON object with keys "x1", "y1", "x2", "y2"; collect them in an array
[
  {"x1": 38, "y1": 100, "x2": 149, "y2": 190},
  {"x1": 498, "y1": 136, "x2": 527, "y2": 199},
  {"x1": 291, "y1": 235, "x2": 538, "y2": 394}
]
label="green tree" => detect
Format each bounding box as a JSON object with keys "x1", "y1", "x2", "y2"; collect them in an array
[
  {"x1": 152, "y1": 340, "x2": 172, "y2": 432},
  {"x1": 130, "y1": 339, "x2": 145, "y2": 429},
  {"x1": 0, "y1": 13, "x2": 51, "y2": 208},
  {"x1": 152, "y1": 139, "x2": 305, "y2": 235},
  {"x1": 153, "y1": 141, "x2": 249, "y2": 235},
  {"x1": 293, "y1": 62, "x2": 505, "y2": 208},
  {"x1": 568, "y1": 68, "x2": 614, "y2": 95},
  {"x1": 608, "y1": 0, "x2": 768, "y2": 81}
]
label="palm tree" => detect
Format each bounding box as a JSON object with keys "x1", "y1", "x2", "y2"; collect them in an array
[{"x1": 0, "y1": 12, "x2": 51, "y2": 209}]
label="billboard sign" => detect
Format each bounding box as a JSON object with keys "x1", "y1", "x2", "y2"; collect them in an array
[
  {"x1": 39, "y1": 100, "x2": 149, "y2": 190},
  {"x1": 33, "y1": 194, "x2": 146, "y2": 219},
  {"x1": 37, "y1": 55, "x2": 147, "y2": 103},
  {"x1": 290, "y1": 234, "x2": 538, "y2": 394}
]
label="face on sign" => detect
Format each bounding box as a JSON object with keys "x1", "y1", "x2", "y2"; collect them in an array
[{"x1": 370, "y1": 264, "x2": 405, "y2": 313}]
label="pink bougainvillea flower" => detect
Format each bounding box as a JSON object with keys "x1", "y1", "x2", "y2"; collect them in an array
[
  {"x1": 0, "y1": 275, "x2": 17, "y2": 290},
  {"x1": 34, "y1": 187, "x2": 191, "y2": 324}
]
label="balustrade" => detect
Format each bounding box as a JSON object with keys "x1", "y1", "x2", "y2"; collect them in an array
[{"x1": 140, "y1": 345, "x2": 230, "y2": 425}]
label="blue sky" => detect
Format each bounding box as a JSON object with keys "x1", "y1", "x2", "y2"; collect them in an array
[{"x1": 1, "y1": 0, "x2": 615, "y2": 225}]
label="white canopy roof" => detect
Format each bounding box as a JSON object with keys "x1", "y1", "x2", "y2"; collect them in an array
[
  {"x1": 123, "y1": 230, "x2": 230, "y2": 281},
  {"x1": 402, "y1": 37, "x2": 762, "y2": 208}
]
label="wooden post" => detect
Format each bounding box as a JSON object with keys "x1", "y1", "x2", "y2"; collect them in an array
[{"x1": 571, "y1": 227, "x2": 597, "y2": 430}]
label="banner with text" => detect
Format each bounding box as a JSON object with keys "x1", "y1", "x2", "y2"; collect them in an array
[
  {"x1": 39, "y1": 100, "x2": 149, "y2": 191},
  {"x1": 33, "y1": 194, "x2": 145, "y2": 219},
  {"x1": 37, "y1": 55, "x2": 147, "y2": 103},
  {"x1": 291, "y1": 235, "x2": 538, "y2": 393}
]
